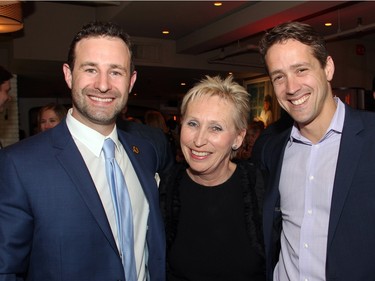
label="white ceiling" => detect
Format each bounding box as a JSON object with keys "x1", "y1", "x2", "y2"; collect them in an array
[
  {"x1": 13, "y1": 1, "x2": 375, "y2": 103},
  {"x1": 90, "y1": 1, "x2": 375, "y2": 53}
]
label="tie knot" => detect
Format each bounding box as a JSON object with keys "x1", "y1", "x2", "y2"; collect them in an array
[{"x1": 102, "y1": 138, "x2": 115, "y2": 159}]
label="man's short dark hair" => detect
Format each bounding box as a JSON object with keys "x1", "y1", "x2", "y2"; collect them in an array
[
  {"x1": 66, "y1": 21, "x2": 134, "y2": 73},
  {"x1": 259, "y1": 21, "x2": 329, "y2": 73}
]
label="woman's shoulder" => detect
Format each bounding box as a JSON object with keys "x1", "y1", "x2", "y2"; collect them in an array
[
  {"x1": 159, "y1": 162, "x2": 187, "y2": 192},
  {"x1": 235, "y1": 159, "x2": 257, "y2": 175}
]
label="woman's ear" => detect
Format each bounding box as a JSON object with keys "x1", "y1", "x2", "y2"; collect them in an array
[{"x1": 234, "y1": 128, "x2": 247, "y2": 149}]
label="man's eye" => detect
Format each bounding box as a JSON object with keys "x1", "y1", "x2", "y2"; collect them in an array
[
  {"x1": 111, "y1": 71, "x2": 123, "y2": 76},
  {"x1": 85, "y1": 68, "x2": 96, "y2": 74},
  {"x1": 272, "y1": 75, "x2": 283, "y2": 83}
]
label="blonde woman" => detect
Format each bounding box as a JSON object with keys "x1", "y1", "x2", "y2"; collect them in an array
[{"x1": 159, "y1": 75, "x2": 265, "y2": 281}]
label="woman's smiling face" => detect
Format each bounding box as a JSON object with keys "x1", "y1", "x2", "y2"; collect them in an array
[{"x1": 180, "y1": 95, "x2": 244, "y2": 178}]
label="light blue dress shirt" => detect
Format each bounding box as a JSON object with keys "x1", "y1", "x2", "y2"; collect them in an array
[{"x1": 274, "y1": 97, "x2": 345, "y2": 281}]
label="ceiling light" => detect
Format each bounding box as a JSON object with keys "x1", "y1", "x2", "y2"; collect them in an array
[
  {"x1": 180, "y1": 82, "x2": 186, "y2": 86},
  {"x1": 162, "y1": 30, "x2": 170, "y2": 35},
  {"x1": 325, "y1": 22, "x2": 332, "y2": 27},
  {"x1": 0, "y1": 1, "x2": 23, "y2": 33},
  {"x1": 214, "y1": 2, "x2": 222, "y2": 7}
]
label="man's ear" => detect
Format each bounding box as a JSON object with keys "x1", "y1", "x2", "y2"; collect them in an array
[
  {"x1": 325, "y1": 56, "x2": 335, "y2": 82},
  {"x1": 63, "y1": 63, "x2": 72, "y2": 89},
  {"x1": 129, "y1": 71, "x2": 137, "y2": 93}
]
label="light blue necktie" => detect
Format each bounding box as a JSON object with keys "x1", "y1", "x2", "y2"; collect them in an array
[{"x1": 103, "y1": 138, "x2": 137, "y2": 281}]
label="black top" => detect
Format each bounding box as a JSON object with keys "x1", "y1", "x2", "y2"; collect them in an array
[{"x1": 162, "y1": 164, "x2": 265, "y2": 281}]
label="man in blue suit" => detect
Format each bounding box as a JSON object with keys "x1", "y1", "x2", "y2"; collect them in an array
[
  {"x1": 258, "y1": 22, "x2": 375, "y2": 281},
  {"x1": 0, "y1": 22, "x2": 165, "y2": 280}
]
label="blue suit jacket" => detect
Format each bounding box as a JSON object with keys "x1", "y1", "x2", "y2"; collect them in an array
[
  {"x1": 0, "y1": 121, "x2": 166, "y2": 281},
  {"x1": 116, "y1": 118, "x2": 175, "y2": 178},
  {"x1": 261, "y1": 105, "x2": 375, "y2": 281}
]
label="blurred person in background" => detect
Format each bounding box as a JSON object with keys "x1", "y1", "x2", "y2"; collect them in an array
[
  {"x1": 38, "y1": 103, "x2": 68, "y2": 132},
  {"x1": 254, "y1": 95, "x2": 273, "y2": 127},
  {"x1": 117, "y1": 106, "x2": 175, "y2": 179},
  {"x1": 0, "y1": 65, "x2": 12, "y2": 113},
  {"x1": 0, "y1": 66, "x2": 13, "y2": 148},
  {"x1": 235, "y1": 120, "x2": 265, "y2": 160},
  {"x1": 145, "y1": 110, "x2": 177, "y2": 162}
]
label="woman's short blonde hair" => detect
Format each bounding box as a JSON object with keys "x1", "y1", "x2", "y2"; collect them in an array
[{"x1": 180, "y1": 75, "x2": 250, "y2": 133}]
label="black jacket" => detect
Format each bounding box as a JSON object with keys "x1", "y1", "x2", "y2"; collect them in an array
[{"x1": 159, "y1": 160, "x2": 265, "y2": 263}]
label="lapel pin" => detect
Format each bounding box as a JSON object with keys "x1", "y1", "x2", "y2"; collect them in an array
[{"x1": 132, "y1": 145, "x2": 139, "y2": 154}]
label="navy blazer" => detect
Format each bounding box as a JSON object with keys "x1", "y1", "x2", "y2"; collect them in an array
[
  {"x1": 261, "y1": 105, "x2": 375, "y2": 281},
  {"x1": 116, "y1": 118, "x2": 175, "y2": 178},
  {"x1": 0, "y1": 120, "x2": 166, "y2": 281}
]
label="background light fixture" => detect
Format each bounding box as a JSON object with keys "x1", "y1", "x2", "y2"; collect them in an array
[{"x1": 0, "y1": 1, "x2": 23, "y2": 33}]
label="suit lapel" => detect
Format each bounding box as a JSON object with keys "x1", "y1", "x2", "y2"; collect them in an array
[
  {"x1": 50, "y1": 122, "x2": 118, "y2": 254},
  {"x1": 118, "y1": 131, "x2": 157, "y2": 205},
  {"x1": 263, "y1": 128, "x2": 290, "y2": 268},
  {"x1": 327, "y1": 107, "x2": 364, "y2": 247}
]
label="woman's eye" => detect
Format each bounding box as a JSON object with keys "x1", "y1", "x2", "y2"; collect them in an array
[
  {"x1": 187, "y1": 121, "x2": 198, "y2": 127},
  {"x1": 212, "y1": 126, "x2": 222, "y2": 132}
]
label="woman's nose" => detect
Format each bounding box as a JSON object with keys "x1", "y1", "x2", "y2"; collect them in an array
[{"x1": 193, "y1": 128, "x2": 207, "y2": 147}]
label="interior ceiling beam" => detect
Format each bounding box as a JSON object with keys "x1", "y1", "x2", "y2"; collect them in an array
[{"x1": 176, "y1": 1, "x2": 347, "y2": 55}]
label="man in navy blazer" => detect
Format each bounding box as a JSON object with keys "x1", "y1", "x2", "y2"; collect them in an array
[
  {"x1": 0, "y1": 22, "x2": 165, "y2": 280},
  {"x1": 258, "y1": 22, "x2": 375, "y2": 281}
]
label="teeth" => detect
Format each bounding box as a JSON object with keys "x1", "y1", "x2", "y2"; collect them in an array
[
  {"x1": 192, "y1": 150, "x2": 209, "y2": 157},
  {"x1": 91, "y1": 96, "x2": 113, "y2": 102},
  {"x1": 291, "y1": 95, "x2": 309, "y2": 105}
]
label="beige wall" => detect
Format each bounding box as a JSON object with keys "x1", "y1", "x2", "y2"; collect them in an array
[
  {"x1": 13, "y1": 2, "x2": 95, "y2": 62},
  {"x1": 328, "y1": 38, "x2": 375, "y2": 90}
]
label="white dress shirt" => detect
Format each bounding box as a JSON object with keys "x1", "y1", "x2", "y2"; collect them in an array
[{"x1": 66, "y1": 109, "x2": 149, "y2": 281}]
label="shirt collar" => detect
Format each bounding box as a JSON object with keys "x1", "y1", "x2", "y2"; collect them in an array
[
  {"x1": 66, "y1": 108, "x2": 120, "y2": 157},
  {"x1": 289, "y1": 96, "x2": 345, "y2": 145}
]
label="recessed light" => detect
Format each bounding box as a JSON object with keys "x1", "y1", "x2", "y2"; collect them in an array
[
  {"x1": 180, "y1": 82, "x2": 186, "y2": 86},
  {"x1": 214, "y1": 2, "x2": 222, "y2": 7},
  {"x1": 325, "y1": 22, "x2": 332, "y2": 27},
  {"x1": 162, "y1": 30, "x2": 170, "y2": 35}
]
